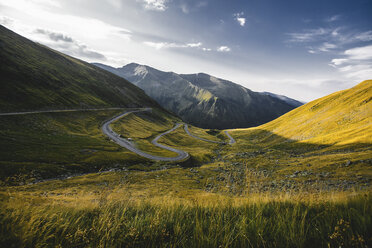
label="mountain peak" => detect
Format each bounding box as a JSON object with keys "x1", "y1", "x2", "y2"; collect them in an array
[
  {"x1": 133, "y1": 64, "x2": 148, "y2": 77},
  {"x1": 95, "y1": 62, "x2": 302, "y2": 129}
]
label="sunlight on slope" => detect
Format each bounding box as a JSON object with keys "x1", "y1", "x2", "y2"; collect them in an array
[{"x1": 232, "y1": 80, "x2": 372, "y2": 146}]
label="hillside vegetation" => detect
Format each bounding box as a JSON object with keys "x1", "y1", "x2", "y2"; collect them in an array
[
  {"x1": 223, "y1": 80, "x2": 371, "y2": 193},
  {"x1": 0, "y1": 25, "x2": 159, "y2": 112},
  {"x1": 0, "y1": 25, "x2": 371, "y2": 248},
  {"x1": 248, "y1": 80, "x2": 371, "y2": 146}
]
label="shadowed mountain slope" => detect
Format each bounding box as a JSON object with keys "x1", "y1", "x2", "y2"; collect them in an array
[
  {"x1": 93, "y1": 62, "x2": 302, "y2": 129},
  {"x1": 0, "y1": 25, "x2": 161, "y2": 112}
]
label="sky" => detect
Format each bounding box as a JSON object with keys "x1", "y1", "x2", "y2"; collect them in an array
[{"x1": 0, "y1": 0, "x2": 371, "y2": 101}]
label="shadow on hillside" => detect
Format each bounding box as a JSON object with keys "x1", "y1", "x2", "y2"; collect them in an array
[{"x1": 229, "y1": 128, "x2": 372, "y2": 156}]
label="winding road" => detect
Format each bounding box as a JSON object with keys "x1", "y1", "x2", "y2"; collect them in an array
[
  {"x1": 184, "y1": 124, "x2": 225, "y2": 144},
  {"x1": 101, "y1": 109, "x2": 236, "y2": 162},
  {"x1": 101, "y1": 109, "x2": 189, "y2": 161},
  {"x1": 0, "y1": 107, "x2": 125, "y2": 116},
  {"x1": 1, "y1": 107, "x2": 236, "y2": 162},
  {"x1": 224, "y1": 130, "x2": 236, "y2": 144}
]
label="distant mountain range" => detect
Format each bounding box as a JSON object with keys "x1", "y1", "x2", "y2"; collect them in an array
[
  {"x1": 93, "y1": 62, "x2": 303, "y2": 129},
  {"x1": 259, "y1": 92, "x2": 304, "y2": 107},
  {"x1": 0, "y1": 25, "x2": 161, "y2": 112}
]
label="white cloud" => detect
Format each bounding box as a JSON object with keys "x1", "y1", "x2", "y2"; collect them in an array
[
  {"x1": 0, "y1": 1, "x2": 132, "y2": 41},
  {"x1": 180, "y1": 4, "x2": 189, "y2": 14},
  {"x1": 179, "y1": 1, "x2": 207, "y2": 14},
  {"x1": 217, "y1": 46, "x2": 231, "y2": 52},
  {"x1": 32, "y1": 28, "x2": 107, "y2": 60},
  {"x1": 107, "y1": 0, "x2": 122, "y2": 9},
  {"x1": 288, "y1": 25, "x2": 372, "y2": 56},
  {"x1": 143, "y1": 41, "x2": 203, "y2": 50},
  {"x1": 330, "y1": 45, "x2": 372, "y2": 80},
  {"x1": 318, "y1": 42, "x2": 337, "y2": 52},
  {"x1": 287, "y1": 28, "x2": 328, "y2": 43},
  {"x1": 143, "y1": 0, "x2": 168, "y2": 11},
  {"x1": 330, "y1": 58, "x2": 348, "y2": 66},
  {"x1": 344, "y1": 45, "x2": 372, "y2": 60},
  {"x1": 325, "y1": 15, "x2": 341, "y2": 22},
  {"x1": 355, "y1": 31, "x2": 372, "y2": 41},
  {"x1": 0, "y1": 15, "x2": 14, "y2": 26},
  {"x1": 233, "y1": 12, "x2": 246, "y2": 27},
  {"x1": 202, "y1": 47, "x2": 212, "y2": 51},
  {"x1": 186, "y1": 42, "x2": 202, "y2": 48}
]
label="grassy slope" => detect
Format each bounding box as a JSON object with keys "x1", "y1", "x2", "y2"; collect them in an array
[
  {"x1": 0, "y1": 170, "x2": 370, "y2": 247},
  {"x1": 0, "y1": 25, "x2": 160, "y2": 112},
  {"x1": 0, "y1": 26, "x2": 371, "y2": 247},
  {"x1": 0, "y1": 110, "x2": 152, "y2": 183},
  {"x1": 0, "y1": 25, "x2": 180, "y2": 182},
  {"x1": 111, "y1": 110, "x2": 223, "y2": 162},
  {"x1": 253, "y1": 80, "x2": 371, "y2": 146},
  {"x1": 111, "y1": 109, "x2": 180, "y2": 157},
  {"x1": 222, "y1": 80, "x2": 371, "y2": 191},
  {"x1": 0, "y1": 81, "x2": 370, "y2": 247}
]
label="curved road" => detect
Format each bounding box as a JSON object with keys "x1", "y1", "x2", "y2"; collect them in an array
[
  {"x1": 0, "y1": 107, "x2": 125, "y2": 116},
  {"x1": 184, "y1": 124, "x2": 225, "y2": 144},
  {"x1": 1, "y1": 107, "x2": 235, "y2": 161},
  {"x1": 184, "y1": 124, "x2": 236, "y2": 145},
  {"x1": 101, "y1": 109, "x2": 189, "y2": 161},
  {"x1": 224, "y1": 130, "x2": 236, "y2": 144}
]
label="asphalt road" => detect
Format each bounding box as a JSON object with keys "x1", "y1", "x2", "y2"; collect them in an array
[
  {"x1": 101, "y1": 109, "x2": 189, "y2": 161},
  {"x1": 1, "y1": 107, "x2": 235, "y2": 161},
  {"x1": 0, "y1": 107, "x2": 125, "y2": 116},
  {"x1": 224, "y1": 130, "x2": 236, "y2": 144},
  {"x1": 184, "y1": 124, "x2": 225, "y2": 144}
]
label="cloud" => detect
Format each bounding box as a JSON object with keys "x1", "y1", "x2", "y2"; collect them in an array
[
  {"x1": 142, "y1": 0, "x2": 168, "y2": 11},
  {"x1": 318, "y1": 42, "x2": 337, "y2": 52},
  {"x1": 355, "y1": 31, "x2": 372, "y2": 42},
  {"x1": 233, "y1": 12, "x2": 246, "y2": 27},
  {"x1": 180, "y1": 4, "x2": 189, "y2": 14},
  {"x1": 34, "y1": 28, "x2": 73, "y2": 43},
  {"x1": 143, "y1": 41, "x2": 203, "y2": 50},
  {"x1": 325, "y1": 15, "x2": 341, "y2": 22},
  {"x1": 107, "y1": 0, "x2": 122, "y2": 9},
  {"x1": 287, "y1": 28, "x2": 328, "y2": 43},
  {"x1": 0, "y1": 16, "x2": 14, "y2": 26},
  {"x1": 329, "y1": 45, "x2": 372, "y2": 80},
  {"x1": 186, "y1": 42, "x2": 202, "y2": 48},
  {"x1": 344, "y1": 45, "x2": 372, "y2": 60},
  {"x1": 330, "y1": 58, "x2": 348, "y2": 66},
  {"x1": 287, "y1": 26, "x2": 372, "y2": 54},
  {"x1": 179, "y1": 1, "x2": 207, "y2": 14},
  {"x1": 34, "y1": 28, "x2": 106, "y2": 60},
  {"x1": 217, "y1": 46, "x2": 231, "y2": 52}
]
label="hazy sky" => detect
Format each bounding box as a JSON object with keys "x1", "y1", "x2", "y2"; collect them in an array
[{"x1": 0, "y1": 0, "x2": 371, "y2": 101}]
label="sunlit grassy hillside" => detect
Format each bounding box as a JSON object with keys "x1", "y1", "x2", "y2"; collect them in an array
[
  {"x1": 233, "y1": 80, "x2": 371, "y2": 146},
  {"x1": 223, "y1": 81, "x2": 371, "y2": 192}
]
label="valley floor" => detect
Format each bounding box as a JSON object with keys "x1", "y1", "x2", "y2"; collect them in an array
[{"x1": 0, "y1": 108, "x2": 371, "y2": 247}]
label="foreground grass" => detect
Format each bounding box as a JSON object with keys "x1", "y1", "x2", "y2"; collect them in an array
[{"x1": 0, "y1": 189, "x2": 370, "y2": 248}]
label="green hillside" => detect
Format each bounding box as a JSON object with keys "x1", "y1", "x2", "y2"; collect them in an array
[
  {"x1": 0, "y1": 26, "x2": 371, "y2": 248},
  {"x1": 0, "y1": 25, "x2": 184, "y2": 182},
  {"x1": 249, "y1": 80, "x2": 371, "y2": 146},
  {"x1": 230, "y1": 80, "x2": 371, "y2": 146},
  {"x1": 0, "y1": 25, "x2": 159, "y2": 112},
  {"x1": 224, "y1": 80, "x2": 372, "y2": 192}
]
